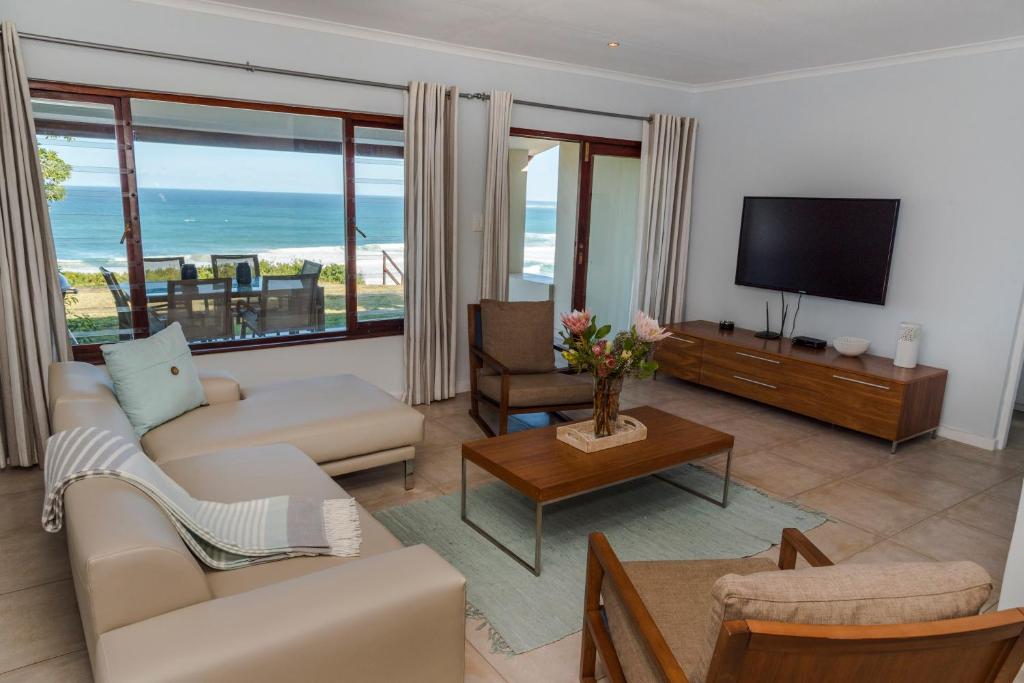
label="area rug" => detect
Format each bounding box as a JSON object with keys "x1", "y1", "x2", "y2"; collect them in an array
[{"x1": 373, "y1": 465, "x2": 826, "y2": 654}]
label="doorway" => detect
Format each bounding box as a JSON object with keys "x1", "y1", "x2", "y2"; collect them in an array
[{"x1": 506, "y1": 129, "x2": 641, "y2": 333}]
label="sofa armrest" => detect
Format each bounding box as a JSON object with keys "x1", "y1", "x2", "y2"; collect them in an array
[
  {"x1": 199, "y1": 371, "x2": 242, "y2": 404},
  {"x1": 93, "y1": 544, "x2": 466, "y2": 683}
]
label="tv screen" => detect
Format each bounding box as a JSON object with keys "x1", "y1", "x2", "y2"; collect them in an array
[{"x1": 735, "y1": 197, "x2": 900, "y2": 305}]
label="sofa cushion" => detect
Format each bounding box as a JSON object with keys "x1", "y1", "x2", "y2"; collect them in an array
[
  {"x1": 480, "y1": 299, "x2": 556, "y2": 374},
  {"x1": 142, "y1": 374, "x2": 424, "y2": 465},
  {"x1": 605, "y1": 558, "x2": 777, "y2": 683},
  {"x1": 478, "y1": 371, "x2": 592, "y2": 408},
  {"x1": 101, "y1": 322, "x2": 206, "y2": 436},
  {"x1": 159, "y1": 443, "x2": 404, "y2": 598},
  {"x1": 702, "y1": 561, "x2": 993, "y2": 678}
]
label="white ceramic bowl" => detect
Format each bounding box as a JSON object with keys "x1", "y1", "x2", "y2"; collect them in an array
[{"x1": 833, "y1": 336, "x2": 870, "y2": 357}]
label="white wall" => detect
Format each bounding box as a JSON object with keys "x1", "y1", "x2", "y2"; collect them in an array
[
  {"x1": 687, "y1": 48, "x2": 1024, "y2": 445},
  {"x1": 2, "y1": 0, "x2": 695, "y2": 396}
]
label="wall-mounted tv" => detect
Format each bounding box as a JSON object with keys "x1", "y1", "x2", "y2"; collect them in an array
[{"x1": 734, "y1": 197, "x2": 900, "y2": 305}]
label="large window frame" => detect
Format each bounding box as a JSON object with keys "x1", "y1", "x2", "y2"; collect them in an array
[
  {"x1": 508, "y1": 127, "x2": 641, "y2": 311},
  {"x1": 31, "y1": 80, "x2": 404, "y2": 362}
]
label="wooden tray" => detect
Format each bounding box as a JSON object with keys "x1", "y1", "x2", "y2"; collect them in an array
[{"x1": 556, "y1": 415, "x2": 648, "y2": 453}]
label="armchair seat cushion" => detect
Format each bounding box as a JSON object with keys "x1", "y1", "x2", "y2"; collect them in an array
[
  {"x1": 605, "y1": 558, "x2": 777, "y2": 683},
  {"x1": 478, "y1": 371, "x2": 592, "y2": 408}
]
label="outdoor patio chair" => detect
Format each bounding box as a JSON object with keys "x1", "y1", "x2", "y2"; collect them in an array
[
  {"x1": 239, "y1": 273, "x2": 319, "y2": 338},
  {"x1": 211, "y1": 253, "x2": 260, "y2": 279},
  {"x1": 99, "y1": 267, "x2": 136, "y2": 341},
  {"x1": 142, "y1": 256, "x2": 186, "y2": 280},
  {"x1": 166, "y1": 277, "x2": 234, "y2": 342}
]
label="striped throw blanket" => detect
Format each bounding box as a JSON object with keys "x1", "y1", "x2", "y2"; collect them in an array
[{"x1": 42, "y1": 427, "x2": 361, "y2": 570}]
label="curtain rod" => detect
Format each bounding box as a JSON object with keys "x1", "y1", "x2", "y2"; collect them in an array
[{"x1": 16, "y1": 31, "x2": 651, "y2": 122}]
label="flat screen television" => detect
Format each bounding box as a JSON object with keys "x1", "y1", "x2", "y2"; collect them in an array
[{"x1": 735, "y1": 197, "x2": 900, "y2": 305}]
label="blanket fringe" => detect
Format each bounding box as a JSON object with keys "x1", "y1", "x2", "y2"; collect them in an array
[{"x1": 323, "y1": 498, "x2": 362, "y2": 557}]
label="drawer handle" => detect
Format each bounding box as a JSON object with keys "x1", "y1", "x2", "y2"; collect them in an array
[
  {"x1": 670, "y1": 334, "x2": 696, "y2": 344},
  {"x1": 736, "y1": 351, "x2": 780, "y2": 365},
  {"x1": 733, "y1": 374, "x2": 777, "y2": 390},
  {"x1": 833, "y1": 374, "x2": 890, "y2": 391}
]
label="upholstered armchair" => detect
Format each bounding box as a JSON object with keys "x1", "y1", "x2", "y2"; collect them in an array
[
  {"x1": 581, "y1": 530, "x2": 1024, "y2": 683},
  {"x1": 468, "y1": 300, "x2": 593, "y2": 436}
]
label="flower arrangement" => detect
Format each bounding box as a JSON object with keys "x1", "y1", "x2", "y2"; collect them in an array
[{"x1": 559, "y1": 310, "x2": 671, "y2": 437}]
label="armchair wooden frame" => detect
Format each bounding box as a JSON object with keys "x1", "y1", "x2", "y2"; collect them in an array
[
  {"x1": 467, "y1": 303, "x2": 594, "y2": 437},
  {"x1": 581, "y1": 530, "x2": 1024, "y2": 683}
]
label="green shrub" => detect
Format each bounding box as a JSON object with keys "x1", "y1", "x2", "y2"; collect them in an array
[{"x1": 62, "y1": 259, "x2": 364, "y2": 287}]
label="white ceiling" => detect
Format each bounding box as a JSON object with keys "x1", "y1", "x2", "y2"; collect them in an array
[{"x1": 178, "y1": 0, "x2": 1024, "y2": 86}]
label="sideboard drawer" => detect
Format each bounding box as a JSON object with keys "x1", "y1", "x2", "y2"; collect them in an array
[
  {"x1": 700, "y1": 362, "x2": 790, "y2": 409},
  {"x1": 655, "y1": 334, "x2": 702, "y2": 381},
  {"x1": 816, "y1": 371, "x2": 905, "y2": 439},
  {"x1": 702, "y1": 340, "x2": 820, "y2": 392}
]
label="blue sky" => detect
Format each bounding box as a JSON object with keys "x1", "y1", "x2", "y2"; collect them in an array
[
  {"x1": 524, "y1": 145, "x2": 559, "y2": 203},
  {"x1": 47, "y1": 138, "x2": 403, "y2": 196},
  {"x1": 44, "y1": 135, "x2": 557, "y2": 201}
]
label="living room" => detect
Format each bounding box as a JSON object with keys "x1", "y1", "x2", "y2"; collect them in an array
[{"x1": 2, "y1": 0, "x2": 1024, "y2": 681}]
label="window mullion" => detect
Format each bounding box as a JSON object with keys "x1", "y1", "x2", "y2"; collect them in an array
[
  {"x1": 116, "y1": 96, "x2": 148, "y2": 338},
  {"x1": 343, "y1": 118, "x2": 358, "y2": 332}
]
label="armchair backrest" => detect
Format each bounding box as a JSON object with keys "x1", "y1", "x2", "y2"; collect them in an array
[{"x1": 473, "y1": 299, "x2": 556, "y2": 374}]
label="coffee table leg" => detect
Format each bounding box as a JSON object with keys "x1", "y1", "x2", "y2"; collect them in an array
[
  {"x1": 461, "y1": 456, "x2": 544, "y2": 576},
  {"x1": 534, "y1": 502, "x2": 543, "y2": 575},
  {"x1": 654, "y1": 447, "x2": 733, "y2": 508}
]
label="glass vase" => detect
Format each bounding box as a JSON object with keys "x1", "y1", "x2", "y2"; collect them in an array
[{"x1": 593, "y1": 376, "x2": 624, "y2": 438}]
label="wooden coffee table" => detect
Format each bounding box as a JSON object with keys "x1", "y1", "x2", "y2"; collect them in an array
[{"x1": 460, "y1": 405, "x2": 734, "y2": 576}]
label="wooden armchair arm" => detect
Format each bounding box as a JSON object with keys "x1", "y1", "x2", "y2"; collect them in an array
[
  {"x1": 581, "y1": 533, "x2": 688, "y2": 683},
  {"x1": 468, "y1": 344, "x2": 511, "y2": 375},
  {"x1": 777, "y1": 528, "x2": 834, "y2": 570}
]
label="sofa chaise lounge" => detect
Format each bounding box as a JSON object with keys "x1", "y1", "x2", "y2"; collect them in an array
[{"x1": 47, "y1": 361, "x2": 465, "y2": 682}]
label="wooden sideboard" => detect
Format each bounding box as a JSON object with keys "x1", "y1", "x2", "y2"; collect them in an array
[{"x1": 654, "y1": 320, "x2": 947, "y2": 452}]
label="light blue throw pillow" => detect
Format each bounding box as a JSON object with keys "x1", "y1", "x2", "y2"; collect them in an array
[{"x1": 101, "y1": 322, "x2": 206, "y2": 436}]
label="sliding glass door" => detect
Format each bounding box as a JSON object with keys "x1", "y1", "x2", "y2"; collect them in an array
[
  {"x1": 507, "y1": 130, "x2": 641, "y2": 334},
  {"x1": 578, "y1": 145, "x2": 642, "y2": 333}
]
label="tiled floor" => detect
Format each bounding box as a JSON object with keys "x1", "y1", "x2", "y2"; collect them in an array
[{"x1": 2, "y1": 377, "x2": 1022, "y2": 682}]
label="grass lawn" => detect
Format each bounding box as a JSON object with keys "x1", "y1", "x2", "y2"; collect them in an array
[{"x1": 66, "y1": 282, "x2": 403, "y2": 344}]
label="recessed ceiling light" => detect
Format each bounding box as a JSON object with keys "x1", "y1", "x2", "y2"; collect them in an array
[{"x1": 607, "y1": 41, "x2": 620, "y2": 48}]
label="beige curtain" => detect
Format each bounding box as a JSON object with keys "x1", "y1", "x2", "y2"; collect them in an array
[
  {"x1": 479, "y1": 90, "x2": 512, "y2": 301},
  {"x1": 0, "y1": 22, "x2": 72, "y2": 469},
  {"x1": 632, "y1": 114, "x2": 698, "y2": 324},
  {"x1": 403, "y1": 82, "x2": 459, "y2": 405}
]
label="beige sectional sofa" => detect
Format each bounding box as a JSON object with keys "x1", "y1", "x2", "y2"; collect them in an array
[{"x1": 48, "y1": 361, "x2": 466, "y2": 682}]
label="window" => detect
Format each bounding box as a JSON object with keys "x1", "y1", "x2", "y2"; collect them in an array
[{"x1": 31, "y1": 84, "x2": 403, "y2": 360}]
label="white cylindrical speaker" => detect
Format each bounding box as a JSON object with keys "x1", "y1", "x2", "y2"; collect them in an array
[{"x1": 894, "y1": 322, "x2": 921, "y2": 369}]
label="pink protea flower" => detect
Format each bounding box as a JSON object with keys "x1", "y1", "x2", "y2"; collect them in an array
[
  {"x1": 634, "y1": 311, "x2": 670, "y2": 342},
  {"x1": 560, "y1": 309, "x2": 592, "y2": 337}
]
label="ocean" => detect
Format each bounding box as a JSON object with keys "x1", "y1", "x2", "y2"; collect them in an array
[{"x1": 50, "y1": 186, "x2": 558, "y2": 281}]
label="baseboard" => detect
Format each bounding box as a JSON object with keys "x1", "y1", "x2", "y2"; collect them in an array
[{"x1": 936, "y1": 425, "x2": 997, "y2": 451}]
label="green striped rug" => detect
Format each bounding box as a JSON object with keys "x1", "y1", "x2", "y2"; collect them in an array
[{"x1": 374, "y1": 465, "x2": 825, "y2": 654}]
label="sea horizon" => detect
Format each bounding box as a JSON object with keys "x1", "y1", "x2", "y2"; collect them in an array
[{"x1": 50, "y1": 185, "x2": 558, "y2": 280}]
